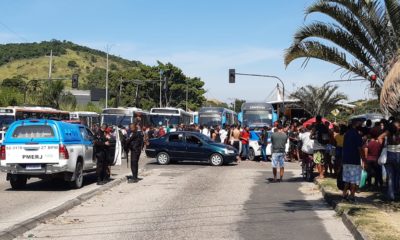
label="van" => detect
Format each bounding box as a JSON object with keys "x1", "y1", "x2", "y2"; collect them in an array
[{"x1": 0, "y1": 119, "x2": 96, "y2": 189}]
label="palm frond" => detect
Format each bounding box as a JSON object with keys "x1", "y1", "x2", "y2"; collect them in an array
[{"x1": 285, "y1": 41, "x2": 369, "y2": 79}]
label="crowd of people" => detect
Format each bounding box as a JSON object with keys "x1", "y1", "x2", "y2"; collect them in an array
[{"x1": 91, "y1": 115, "x2": 400, "y2": 202}]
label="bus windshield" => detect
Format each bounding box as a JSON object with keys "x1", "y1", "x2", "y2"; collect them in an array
[
  {"x1": 243, "y1": 110, "x2": 272, "y2": 127},
  {"x1": 102, "y1": 115, "x2": 132, "y2": 126},
  {"x1": 151, "y1": 115, "x2": 180, "y2": 127},
  {"x1": 199, "y1": 114, "x2": 221, "y2": 127},
  {"x1": 0, "y1": 115, "x2": 15, "y2": 128}
]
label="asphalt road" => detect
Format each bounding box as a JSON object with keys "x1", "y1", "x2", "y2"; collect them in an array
[
  {"x1": 0, "y1": 157, "x2": 140, "y2": 233},
  {"x1": 15, "y1": 160, "x2": 353, "y2": 240}
]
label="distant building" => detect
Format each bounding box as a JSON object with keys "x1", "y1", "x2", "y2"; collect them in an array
[{"x1": 68, "y1": 88, "x2": 105, "y2": 106}]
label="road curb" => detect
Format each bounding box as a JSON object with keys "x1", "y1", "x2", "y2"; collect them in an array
[
  {"x1": 0, "y1": 167, "x2": 146, "y2": 240},
  {"x1": 314, "y1": 179, "x2": 369, "y2": 240}
]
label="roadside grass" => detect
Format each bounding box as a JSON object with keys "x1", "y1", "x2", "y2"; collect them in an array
[{"x1": 317, "y1": 178, "x2": 400, "y2": 240}]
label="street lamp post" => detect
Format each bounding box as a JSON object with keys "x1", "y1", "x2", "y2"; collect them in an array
[
  {"x1": 159, "y1": 70, "x2": 163, "y2": 108},
  {"x1": 105, "y1": 44, "x2": 114, "y2": 109}
]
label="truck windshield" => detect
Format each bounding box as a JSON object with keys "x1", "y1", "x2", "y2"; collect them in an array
[{"x1": 12, "y1": 125, "x2": 55, "y2": 138}]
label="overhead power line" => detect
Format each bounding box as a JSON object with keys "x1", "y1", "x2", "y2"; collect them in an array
[{"x1": 0, "y1": 20, "x2": 28, "y2": 42}]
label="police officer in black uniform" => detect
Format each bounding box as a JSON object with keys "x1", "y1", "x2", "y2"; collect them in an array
[
  {"x1": 94, "y1": 124, "x2": 110, "y2": 185},
  {"x1": 126, "y1": 123, "x2": 144, "y2": 183}
]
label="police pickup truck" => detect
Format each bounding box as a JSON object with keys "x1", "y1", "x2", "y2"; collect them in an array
[{"x1": 0, "y1": 119, "x2": 97, "y2": 189}]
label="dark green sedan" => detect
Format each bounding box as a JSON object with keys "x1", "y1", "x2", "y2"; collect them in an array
[{"x1": 145, "y1": 131, "x2": 238, "y2": 166}]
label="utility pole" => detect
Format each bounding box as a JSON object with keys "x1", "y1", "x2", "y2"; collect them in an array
[
  {"x1": 186, "y1": 82, "x2": 188, "y2": 112},
  {"x1": 48, "y1": 49, "x2": 53, "y2": 80},
  {"x1": 159, "y1": 70, "x2": 163, "y2": 107},
  {"x1": 105, "y1": 46, "x2": 109, "y2": 109}
]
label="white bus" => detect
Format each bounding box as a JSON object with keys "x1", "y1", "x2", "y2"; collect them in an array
[
  {"x1": 101, "y1": 107, "x2": 150, "y2": 127},
  {"x1": 150, "y1": 107, "x2": 191, "y2": 128},
  {"x1": 0, "y1": 106, "x2": 69, "y2": 129},
  {"x1": 69, "y1": 111, "x2": 100, "y2": 128}
]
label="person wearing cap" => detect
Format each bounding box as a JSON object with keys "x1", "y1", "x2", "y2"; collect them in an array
[{"x1": 342, "y1": 119, "x2": 364, "y2": 203}]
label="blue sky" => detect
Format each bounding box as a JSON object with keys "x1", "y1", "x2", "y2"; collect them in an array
[{"x1": 0, "y1": 0, "x2": 374, "y2": 103}]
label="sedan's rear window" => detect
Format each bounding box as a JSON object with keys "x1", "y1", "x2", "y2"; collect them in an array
[{"x1": 12, "y1": 125, "x2": 55, "y2": 138}]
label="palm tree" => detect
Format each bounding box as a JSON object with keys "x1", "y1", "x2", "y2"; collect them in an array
[
  {"x1": 285, "y1": 0, "x2": 400, "y2": 91},
  {"x1": 40, "y1": 80, "x2": 65, "y2": 108},
  {"x1": 290, "y1": 85, "x2": 348, "y2": 116}
]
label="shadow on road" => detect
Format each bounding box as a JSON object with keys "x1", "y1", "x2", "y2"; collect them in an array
[{"x1": 4, "y1": 173, "x2": 100, "y2": 192}]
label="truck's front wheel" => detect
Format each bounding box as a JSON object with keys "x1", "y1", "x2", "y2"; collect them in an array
[
  {"x1": 69, "y1": 161, "x2": 84, "y2": 189},
  {"x1": 10, "y1": 175, "x2": 27, "y2": 190}
]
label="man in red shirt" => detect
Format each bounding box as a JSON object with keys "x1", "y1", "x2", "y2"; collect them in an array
[{"x1": 241, "y1": 126, "x2": 250, "y2": 160}]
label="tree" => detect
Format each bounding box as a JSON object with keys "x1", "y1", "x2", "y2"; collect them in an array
[
  {"x1": 59, "y1": 92, "x2": 77, "y2": 111},
  {"x1": 1, "y1": 75, "x2": 26, "y2": 91},
  {"x1": 40, "y1": 80, "x2": 65, "y2": 108},
  {"x1": 230, "y1": 99, "x2": 246, "y2": 113},
  {"x1": 290, "y1": 85, "x2": 348, "y2": 116},
  {"x1": 285, "y1": 0, "x2": 400, "y2": 92},
  {"x1": 0, "y1": 87, "x2": 23, "y2": 106},
  {"x1": 67, "y1": 60, "x2": 78, "y2": 68}
]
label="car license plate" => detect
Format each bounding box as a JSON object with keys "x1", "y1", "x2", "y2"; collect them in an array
[{"x1": 26, "y1": 164, "x2": 41, "y2": 170}]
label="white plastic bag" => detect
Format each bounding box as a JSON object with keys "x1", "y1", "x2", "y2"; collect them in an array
[
  {"x1": 113, "y1": 127, "x2": 122, "y2": 166},
  {"x1": 378, "y1": 147, "x2": 387, "y2": 166}
]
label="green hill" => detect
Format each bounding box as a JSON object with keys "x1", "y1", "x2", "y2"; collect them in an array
[
  {"x1": 0, "y1": 40, "x2": 141, "y2": 89},
  {"x1": 0, "y1": 40, "x2": 207, "y2": 111}
]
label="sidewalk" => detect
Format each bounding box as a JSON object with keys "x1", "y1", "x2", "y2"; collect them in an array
[{"x1": 315, "y1": 177, "x2": 400, "y2": 240}]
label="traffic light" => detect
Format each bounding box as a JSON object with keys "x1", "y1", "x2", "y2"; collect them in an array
[
  {"x1": 229, "y1": 69, "x2": 235, "y2": 83},
  {"x1": 72, "y1": 74, "x2": 79, "y2": 89}
]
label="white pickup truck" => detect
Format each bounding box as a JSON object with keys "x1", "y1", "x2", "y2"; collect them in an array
[{"x1": 0, "y1": 119, "x2": 97, "y2": 189}]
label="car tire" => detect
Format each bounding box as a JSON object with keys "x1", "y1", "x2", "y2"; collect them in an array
[
  {"x1": 157, "y1": 152, "x2": 170, "y2": 165},
  {"x1": 249, "y1": 148, "x2": 255, "y2": 161},
  {"x1": 10, "y1": 175, "x2": 27, "y2": 190},
  {"x1": 70, "y1": 161, "x2": 84, "y2": 189},
  {"x1": 210, "y1": 153, "x2": 224, "y2": 166}
]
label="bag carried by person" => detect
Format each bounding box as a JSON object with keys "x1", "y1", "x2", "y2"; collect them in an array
[
  {"x1": 378, "y1": 147, "x2": 387, "y2": 165},
  {"x1": 359, "y1": 170, "x2": 368, "y2": 188}
]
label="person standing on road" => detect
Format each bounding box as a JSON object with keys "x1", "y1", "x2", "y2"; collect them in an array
[
  {"x1": 240, "y1": 126, "x2": 250, "y2": 160},
  {"x1": 126, "y1": 123, "x2": 144, "y2": 183},
  {"x1": 271, "y1": 125, "x2": 288, "y2": 182},
  {"x1": 260, "y1": 126, "x2": 269, "y2": 162},
  {"x1": 311, "y1": 116, "x2": 330, "y2": 179},
  {"x1": 231, "y1": 125, "x2": 242, "y2": 162},
  {"x1": 342, "y1": 119, "x2": 364, "y2": 203},
  {"x1": 220, "y1": 125, "x2": 228, "y2": 144},
  {"x1": 94, "y1": 124, "x2": 110, "y2": 185}
]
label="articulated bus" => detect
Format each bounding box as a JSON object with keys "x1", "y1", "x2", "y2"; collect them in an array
[
  {"x1": 150, "y1": 107, "x2": 191, "y2": 128},
  {"x1": 101, "y1": 107, "x2": 151, "y2": 128},
  {"x1": 198, "y1": 107, "x2": 238, "y2": 127},
  {"x1": 0, "y1": 106, "x2": 69, "y2": 129},
  {"x1": 69, "y1": 111, "x2": 100, "y2": 128},
  {"x1": 240, "y1": 102, "x2": 278, "y2": 129}
]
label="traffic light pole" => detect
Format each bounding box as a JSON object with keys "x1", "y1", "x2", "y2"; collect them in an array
[{"x1": 233, "y1": 72, "x2": 285, "y2": 114}]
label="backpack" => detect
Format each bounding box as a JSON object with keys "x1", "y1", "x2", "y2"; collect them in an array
[{"x1": 316, "y1": 124, "x2": 330, "y2": 145}]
